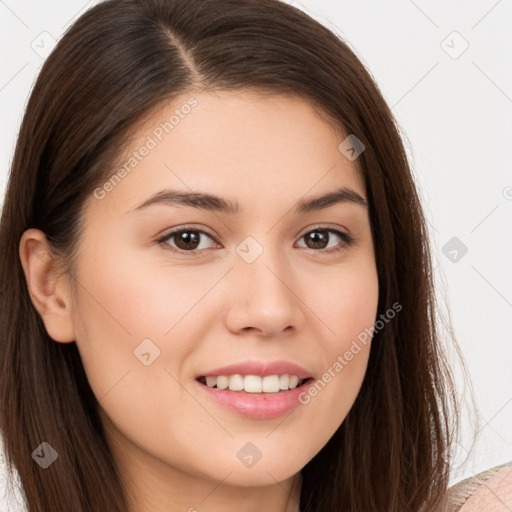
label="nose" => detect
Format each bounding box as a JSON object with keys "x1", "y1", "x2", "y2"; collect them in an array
[{"x1": 224, "y1": 244, "x2": 306, "y2": 338}]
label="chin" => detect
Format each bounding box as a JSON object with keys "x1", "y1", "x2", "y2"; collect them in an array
[{"x1": 197, "y1": 447, "x2": 306, "y2": 486}]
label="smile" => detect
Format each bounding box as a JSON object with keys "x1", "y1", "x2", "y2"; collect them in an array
[{"x1": 197, "y1": 374, "x2": 307, "y2": 393}]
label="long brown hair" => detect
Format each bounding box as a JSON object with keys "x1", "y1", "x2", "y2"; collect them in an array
[{"x1": 0, "y1": 0, "x2": 464, "y2": 510}]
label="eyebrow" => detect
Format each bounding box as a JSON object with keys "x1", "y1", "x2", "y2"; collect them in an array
[{"x1": 129, "y1": 186, "x2": 367, "y2": 215}]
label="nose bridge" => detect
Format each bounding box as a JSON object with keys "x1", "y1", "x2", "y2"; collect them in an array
[
  {"x1": 226, "y1": 233, "x2": 303, "y2": 335},
  {"x1": 235, "y1": 233, "x2": 289, "y2": 293}
]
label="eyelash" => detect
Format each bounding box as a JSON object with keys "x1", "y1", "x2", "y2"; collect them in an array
[{"x1": 156, "y1": 224, "x2": 355, "y2": 256}]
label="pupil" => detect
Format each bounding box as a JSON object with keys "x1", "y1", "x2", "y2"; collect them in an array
[
  {"x1": 308, "y1": 231, "x2": 327, "y2": 249},
  {"x1": 177, "y1": 231, "x2": 199, "y2": 250}
]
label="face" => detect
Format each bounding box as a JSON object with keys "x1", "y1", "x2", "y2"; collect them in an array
[{"x1": 50, "y1": 90, "x2": 379, "y2": 504}]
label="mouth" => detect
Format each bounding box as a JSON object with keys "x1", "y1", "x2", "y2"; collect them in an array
[
  {"x1": 196, "y1": 374, "x2": 313, "y2": 394},
  {"x1": 194, "y1": 360, "x2": 315, "y2": 419}
]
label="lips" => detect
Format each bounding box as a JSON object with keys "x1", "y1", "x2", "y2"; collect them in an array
[{"x1": 194, "y1": 360, "x2": 314, "y2": 419}]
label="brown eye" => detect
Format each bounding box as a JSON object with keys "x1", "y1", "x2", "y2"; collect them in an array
[
  {"x1": 158, "y1": 229, "x2": 217, "y2": 253},
  {"x1": 297, "y1": 228, "x2": 354, "y2": 254},
  {"x1": 174, "y1": 231, "x2": 201, "y2": 250},
  {"x1": 157, "y1": 226, "x2": 354, "y2": 256},
  {"x1": 303, "y1": 230, "x2": 329, "y2": 249}
]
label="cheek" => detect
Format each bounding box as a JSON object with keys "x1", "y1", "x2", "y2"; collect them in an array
[
  {"x1": 70, "y1": 251, "x2": 198, "y2": 461},
  {"x1": 69, "y1": 241, "x2": 164, "y2": 400},
  {"x1": 73, "y1": 239, "x2": 213, "y2": 342},
  {"x1": 309, "y1": 255, "x2": 379, "y2": 352},
  {"x1": 299, "y1": 257, "x2": 378, "y2": 428},
  {"x1": 69, "y1": 240, "x2": 224, "y2": 408}
]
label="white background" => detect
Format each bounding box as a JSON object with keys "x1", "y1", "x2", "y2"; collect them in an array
[{"x1": 1, "y1": 0, "x2": 511, "y2": 509}]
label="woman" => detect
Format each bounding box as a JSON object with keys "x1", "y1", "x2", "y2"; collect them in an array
[{"x1": 0, "y1": 0, "x2": 510, "y2": 510}]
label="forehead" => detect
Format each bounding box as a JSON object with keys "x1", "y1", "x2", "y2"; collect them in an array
[{"x1": 89, "y1": 89, "x2": 366, "y2": 216}]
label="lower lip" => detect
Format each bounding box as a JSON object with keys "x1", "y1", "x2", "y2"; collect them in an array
[{"x1": 195, "y1": 379, "x2": 313, "y2": 420}]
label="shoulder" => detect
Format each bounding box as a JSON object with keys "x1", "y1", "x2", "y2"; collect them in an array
[{"x1": 445, "y1": 460, "x2": 512, "y2": 511}]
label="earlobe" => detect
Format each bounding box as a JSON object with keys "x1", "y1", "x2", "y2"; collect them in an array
[{"x1": 18, "y1": 228, "x2": 76, "y2": 343}]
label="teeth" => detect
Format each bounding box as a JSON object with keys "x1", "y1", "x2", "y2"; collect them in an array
[
  {"x1": 217, "y1": 376, "x2": 229, "y2": 390},
  {"x1": 262, "y1": 375, "x2": 280, "y2": 392},
  {"x1": 229, "y1": 374, "x2": 244, "y2": 391},
  {"x1": 201, "y1": 374, "x2": 306, "y2": 393},
  {"x1": 244, "y1": 375, "x2": 262, "y2": 393},
  {"x1": 205, "y1": 376, "x2": 217, "y2": 388},
  {"x1": 288, "y1": 375, "x2": 299, "y2": 388}
]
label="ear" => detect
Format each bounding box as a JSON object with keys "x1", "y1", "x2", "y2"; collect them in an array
[{"x1": 19, "y1": 228, "x2": 76, "y2": 343}]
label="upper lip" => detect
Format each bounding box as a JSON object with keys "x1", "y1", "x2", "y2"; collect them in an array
[{"x1": 197, "y1": 360, "x2": 313, "y2": 379}]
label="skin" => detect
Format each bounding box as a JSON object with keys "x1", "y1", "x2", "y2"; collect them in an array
[{"x1": 19, "y1": 89, "x2": 379, "y2": 512}]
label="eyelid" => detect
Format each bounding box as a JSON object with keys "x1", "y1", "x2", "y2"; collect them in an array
[
  {"x1": 158, "y1": 222, "x2": 352, "y2": 240},
  {"x1": 296, "y1": 222, "x2": 350, "y2": 238}
]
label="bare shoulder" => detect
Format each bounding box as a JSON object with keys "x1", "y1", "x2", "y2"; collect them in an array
[{"x1": 445, "y1": 461, "x2": 512, "y2": 511}]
